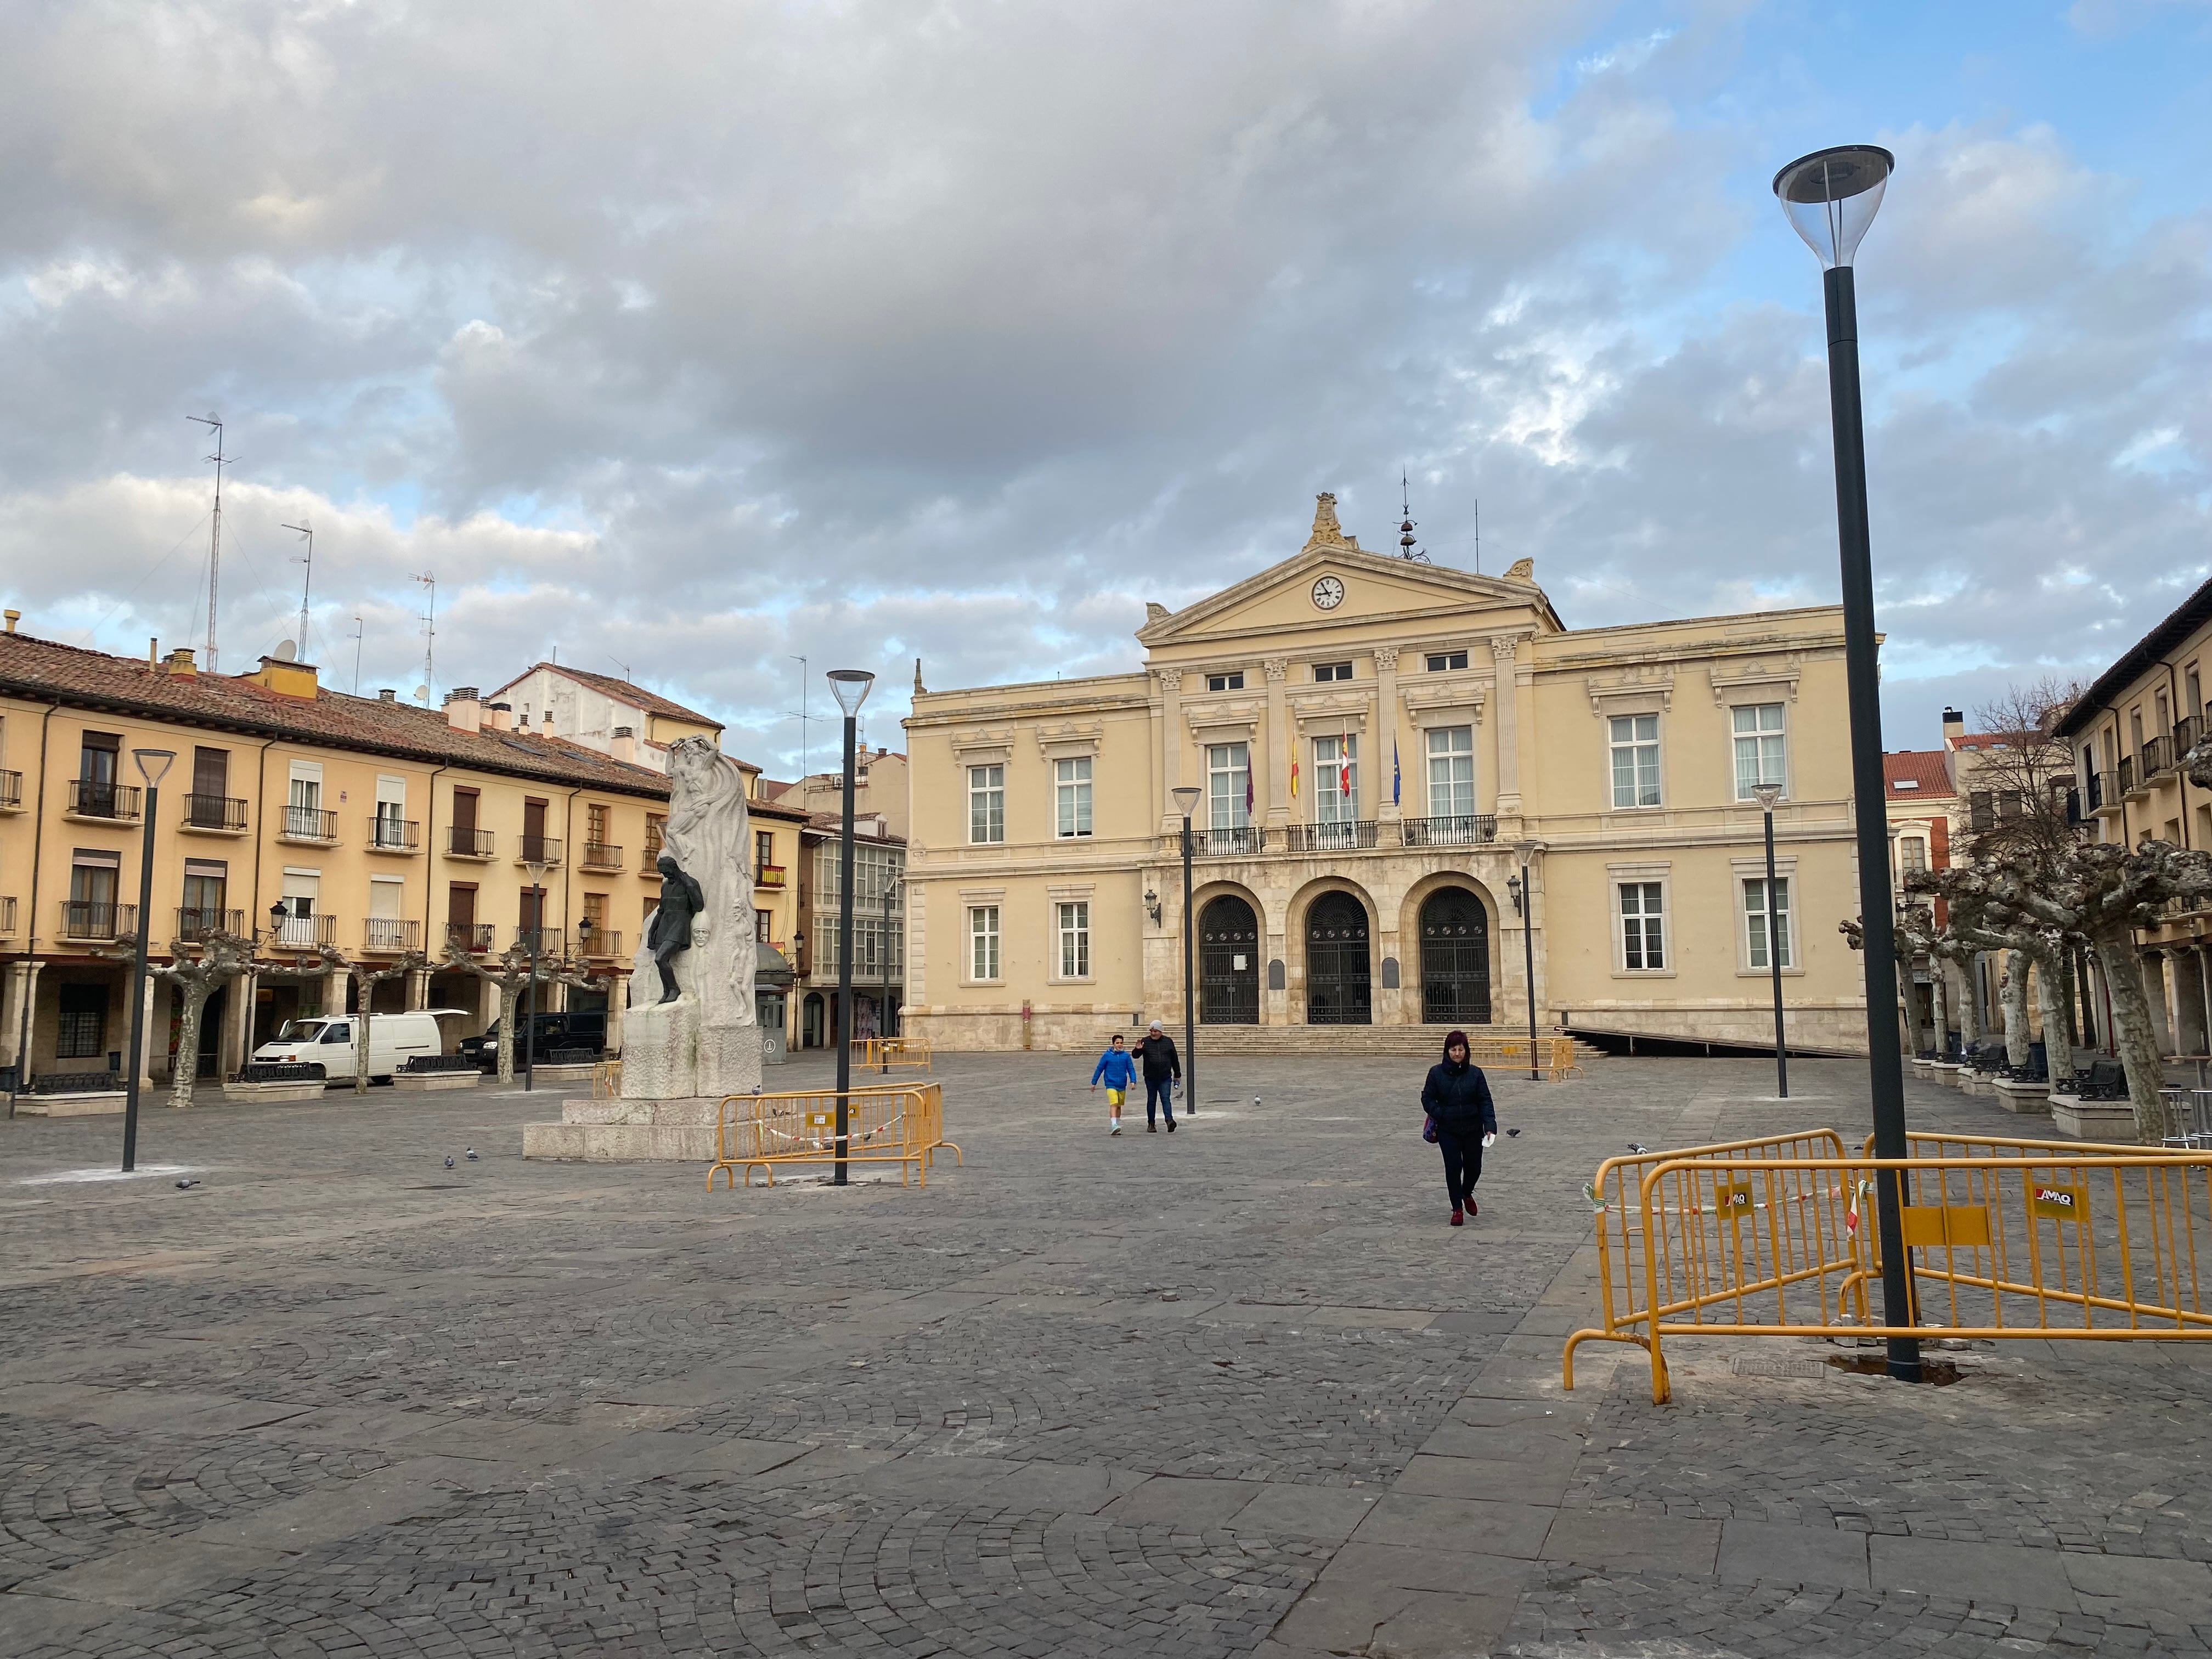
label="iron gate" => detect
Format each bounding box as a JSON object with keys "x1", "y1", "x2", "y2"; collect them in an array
[
  {"x1": 1305, "y1": 891, "x2": 1372, "y2": 1025},
  {"x1": 1420, "y1": 887, "x2": 1492, "y2": 1024}
]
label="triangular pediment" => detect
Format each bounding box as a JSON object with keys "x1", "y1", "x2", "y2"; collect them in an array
[{"x1": 1138, "y1": 543, "x2": 1560, "y2": 650}]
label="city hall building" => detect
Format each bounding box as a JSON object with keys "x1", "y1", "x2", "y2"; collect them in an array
[{"x1": 900, "y1": 494, "x2": 1876, "y2": 1054}]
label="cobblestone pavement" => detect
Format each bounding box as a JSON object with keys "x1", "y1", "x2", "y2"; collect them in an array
[{"x1": 1, "y1": 1050, "x2": 2208, "y2": 1657}]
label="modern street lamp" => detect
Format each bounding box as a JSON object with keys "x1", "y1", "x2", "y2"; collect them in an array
[
  {"x1": 1506, "y1": 842, "x2": 1538, "y2": 1081},
  {"x1": 522, "y1": 854, "x2": 546, "y2": 1092},
  {"x1": 1172, "y1": 784, "x2": 1203, "y2": 1116},
  {"x1": 879, "y1": 870, "x2": 901, "y2": 1074},
  {"x1": 1775, "y1": 142, "x2": 1918, "y2": 1383},
  {"x1": 828, "y1": 667, "x2": 875, "y2": 1184},
  {"x1": 1753, "y1": 781, "x2": 1789, "y2": 1099},
  {"x1": 120, "y1": 747, "x2": 175, "y2": 1171}
]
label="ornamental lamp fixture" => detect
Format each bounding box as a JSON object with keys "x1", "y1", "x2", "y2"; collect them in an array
[
  {"x1": 827, "y1": 669, "x2": 874, "y2": 716},
  {"x1": 1773, "y1": 144, "x2": 1893, "y2": 269}
]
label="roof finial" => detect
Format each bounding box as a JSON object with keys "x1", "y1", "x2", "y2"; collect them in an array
[
  {"x1": 1306, "y1": 492, "x2": 1346, "y2": 550},
  {"x1": 1396, "y1": 470, "x2": 1429, "y2": 563},
  {"x1": 913, "y1": 656, "x2": 925, "y2": 696}
]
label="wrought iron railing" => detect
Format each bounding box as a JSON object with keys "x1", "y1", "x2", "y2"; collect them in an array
[
  {"x1": 176, "y1": 906, "x2": 244, "y2": 943},
  {"x1": 581, "y1": 842, "x2": 623, "y2": 871},
  {"x1": 2141, "y1": 736, "x2": 2175, "y2": 779},
  {"x1": 445, "y1": 921, "x2": 494, "y2": 953},
  {"x1": 448, "y1": 826, "x2": 495, "y2": 857},
  {"x1": 577, "y1": 929, "x2": 623, "y2": 959},
  {"x1": 66, "y1": 779, "x2": 140, "y2": 820},
  {"x1": 1198, "y1": 826, "x2": 1263, "y2": 856},
  {"x1": 515, "y1": 926, "x2": 565, "y2": 955},
  {"x1": 368, "y1": 815, "x2": 420, "y2": 850},
  {"x1": 2118, "y1": 755, "x2": 2137, "y2": 795},
  {"x1": 364, "y1": 917, "x2": 422, "y2": 953},
  {"x1": 270, "y1": 912, "x2": 336, "y2": 948},
  {"x1": 0, "y1": 895, "x2": 16, "y2": 934},
  {"x1": 1400, "y1": 814, "x2": 1498, "y2": 848},
  {"x1": 60, "y1": 900, "x2": 137, "y2": 940},
  {"x1": 182, "y1": 793, "x2": 247, "y2": 830},
  {"x1": 518, "y1": 836, "x2": 563, "y2": 868},
  {"x1": 0, "y1": 769, "x2": 24, "y2": 809},
  {"x1": 280, "y1": 805, "x2": 338, "y2": 841},
  {"x1": 1285, "y1": 820, "x2": 1380, "y2": 853}
]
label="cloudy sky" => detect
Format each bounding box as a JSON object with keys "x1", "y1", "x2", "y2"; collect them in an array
[{"x1": 2, "y1": 0, "x2": 2207, "y2": 770}]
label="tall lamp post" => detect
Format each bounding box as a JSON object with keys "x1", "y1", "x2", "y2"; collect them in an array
[
  {"x1": 1775, "y1": 143, "x2": 1917, "y2": 1383},
  {"x1": 1505, "y1": 842, "x2": 1538, "y2": 1081},
  {"x1": 1171, "y1": 785, "x2": 1202, "y2": 1115},
  {"x1": 1753, "y1": 782, "x2": 1789, "y2": 1099},
  {"x1": 879, "y1": 870, "x2": 901, "y2": 1074},
  {"x1": 827, "y1": 668, "x2": 875, "y2": 1184},
  {"x1": 522, "y1": 855, "x2": 546, "y2": 1092},
  {"x1": 120, "y1": 747, "x2": 175, "y2": 1172}
]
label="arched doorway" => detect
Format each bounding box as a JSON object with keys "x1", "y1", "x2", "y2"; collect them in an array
[
  {"x1": 1199, "y1": 895, "x2": 1260, "y2": 1024},
  {"x1": 1305, "y1": 891, "x2": 1372, "y2": 1025},
  {"x1": 801, "y1": 992, "x2": 826, "y2": 1049},
  {"x1": 1419, "y1": 887, "x2": 1492, "y2": 1025}
]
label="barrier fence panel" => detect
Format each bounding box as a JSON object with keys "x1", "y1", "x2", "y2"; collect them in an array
[
  {"x1": 1463, "y1": 1035, "x2": 1583, "y2": 1080},
  {"x1": 1568, "y1": 1144, "x2": 2212, "y2": 1403},
  {"x1": 848, "y1": 1036, "x2": 934, "y2": 1072},
  {"x1": 708, "y1": 1081, "x2": 961, "y2": 1190}
]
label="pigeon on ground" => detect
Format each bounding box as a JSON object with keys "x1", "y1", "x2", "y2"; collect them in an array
[
  {"x1": 465, "y1": 1148, "x2": 478, "y2": 1161},
  {"x1": 1506, "y1": 1128, "x2": 1522, "y2": 1138},
  {"x1": 1628, "y1": 1143, "x2": 1650, "y2": 1155},
  {"x1": 174, "y1": 1178, "x2": 200, "y2": 1189},
  {"x1": 444, "y1": 1155, "x2": 455, "y2": 1169}
]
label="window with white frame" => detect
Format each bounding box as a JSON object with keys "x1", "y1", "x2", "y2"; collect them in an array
[
  {"x1": 1206, "y1": 671, "x2": 1244, "y2": 692},
  {"x1": 1900, "y1": 836, "x2": 1928, "y2": 873},
  {"x1": 1206, "y1": 743, "x2": 1251, "y2": 829},
  {"x1": 1314, "y1": 734, "x2": 1358, "y2": 822},
  {"x1": 1743, "y1": 876, "x2": 1793, "y2": 969},
  {"x1": 1733, "y1": 703, "x2": 1787, "y2": 799},
  {"x1": 1618, "y1": 882, "x2": 1666, "y2": 970},
  {"x1": 1425, "y1": 650, "x2": 1469, "y2": 672},
  {"x1": 968, "y1": 764, "x2": 1004, "y2": 844},
  {"x1": 1426, "y1": 726, "x2": 1475, "y2": 820},
  {"x1": 1057, "y1": 900, "x2": 1090, "y2": 978},
  {"x1": 1054, "y1": 756, "x2": 1093, "y2": 837},
  {"x1": 1609, "y1": 715, "x2": 1661, "y2": 809},
  {"x1": 968, "y1": 905, "x2": 1000, "y2": 980}
]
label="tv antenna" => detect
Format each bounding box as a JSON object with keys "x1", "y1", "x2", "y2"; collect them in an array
[
  {"x1": 282, "y1": 517, "x2": 314, "y2": 662},
  {"x1": 1397, "y1": 469, "x2": 1430, "y2": 564},
  {"x1": 1472, "y1": 498, "x2": 1481, "y2": 575},
  {"x1": 607, "y1": 654, "x2": 632, "y2": 682},
  {"x1": 349, "y1": 613, "x2": 364, "y2": 694},
  {"x1": 186, "y1": 414, "x2": 232, "y2": 670},
  {"x1": 787, "y1": 654, "x2": 811, "y2": 780},
  {"x1": 412, "y1": 572, "x2": 436, "y2": 704}
]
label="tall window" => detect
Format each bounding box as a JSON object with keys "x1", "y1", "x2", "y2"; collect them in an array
[
  {"x1": 968, "y1": 764, "x2": 1005, "y2": 844},
  {"x1": 969, "y1": 905, "x2": 1000, "y2": 979},
  {"x1": 1618, "y1": 882, "x2": 1665, "y2": 970},
  {"x1": 1314, "y1": 735, "x2": 1358, "y2": 822},
  {"x1": 1609, "y1": 715, "x2": 1661, "y2": 808},
  {"x1": 1057, "y1": 901, "x2": 1090, "y2": 978},
  {"x1": 1744, "y1": 876, "x2": 1793, "y2": 969},
  {"x1": 1054, "y1": 757, "x2": 1092, "y2": 838},
  {"x1": 755, "y1": 830, "x2": 775, "y2": 877},
  {"x1": 1733, "y1": 704, "x2": 1787, "y2": 799},
  {"x1": 1426, "y1": 726, "x2": 1475, "y2": 819},
  {"x1": 2190, "y1": 667, "x2": 2203, "y2": 723},
  {"x1": 1899, "y1": 837, "x2": 1927, "y2": 873},
  {"x1": 56, "y1": 984, "x2": 106, "y2": 1060},
  {"x1": 1207, "y1": 743, "x2": 1251, "y2": 829}
]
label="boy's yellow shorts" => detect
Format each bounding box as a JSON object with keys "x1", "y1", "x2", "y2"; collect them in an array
[{"x1": 1106, "y1": 1088, "x2": 1126, "y2": 1107}]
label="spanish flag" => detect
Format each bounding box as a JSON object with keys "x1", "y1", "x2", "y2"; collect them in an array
[{"x1": 1290, "y1": 759, "x2": 1300, "y2": 799}]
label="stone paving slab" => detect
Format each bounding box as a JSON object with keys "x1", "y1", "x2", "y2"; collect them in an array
[{"x1": 2, "y1": 1052, "x2": 2208, "y2": 1656}]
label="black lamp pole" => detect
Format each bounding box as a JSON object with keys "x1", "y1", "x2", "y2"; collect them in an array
[
  {"x1": 1776, "y1": 144, "x2": 1917, "y2": 1383},
  {"x1": 827, "y1": 669, "x2": 876, "y2": 1184},
  {"x1": 120, "y1": 748, "x2": 174, "y2": 1171},
  {"x1": 1512, "y1": 855, "x2": 1538, "y2": 1081},
  {"x1": 1172, "y1": 785, "x2": 1201, "y2": 1115},
  {"x1": 523, "y1": 864, "x2": 544, "y2": 1092},
  {"x1": 1756, "y1": 785, "x2": 1789, "y2": 1099},
  {"x1": 881, "y1": 872, "x2": 897, "y2": 1074}
]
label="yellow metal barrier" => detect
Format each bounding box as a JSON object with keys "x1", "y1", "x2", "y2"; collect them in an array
[
  {"x1": 592, "y1": 1058, "x2": 623, "y2": 1099},
  {"x1": 1464, "y1": 1035, "x2": 1583, "y2": 1080},
  {"x1": 706, "y1": 1081, "x2": 962, "y2": 1190},
  {"x1": 848, "y1": 1035, "x2": 934, "y2": 1072},
  {"x1": 1567, "y1": 1142, "x2": 2212, "y2": 1403}
]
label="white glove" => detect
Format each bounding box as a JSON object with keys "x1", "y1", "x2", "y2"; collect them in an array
[{"x1": 1481, "y1": 1132, "x2": 1497, "y2": 1149}]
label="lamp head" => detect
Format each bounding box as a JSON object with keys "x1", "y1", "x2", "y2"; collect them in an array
[
  {"x1": 1171, "y1": 785, "x2": 1203, "y2": 819},
  {"x1": 269, "y1": 901, "x2": 287, "y2": 922},
  {"x1": 1752, "y1": 782, "x2": 1784, "y2": 811},
  {"x1": 1505, "y1": 872, "x2": 1523, "y2": 916},
  {"x1": 575, "y1": 916, "x2": 593, "y2": 936},
  {"x1": 1773, "y1": 144, "x2": 1893, "y2": 269},
  {"x1": 524, "y1": 859, "x2": 546, "y2": 881},
  {"x1": 132, "y1": 748, "x2": 176, "y2": 787},
  {"x1": 827, "y1": 668, "x2": 875, "y2": 716}
]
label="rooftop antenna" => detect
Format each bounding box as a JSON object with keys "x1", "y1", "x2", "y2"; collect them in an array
[
  {"x1": 349, "y1": 613, "x2": 364, "y2": 694},
  {"x1": 1397, "y1": 469, "x2": 1430, "y2": 564},
  {"x1": 607, "y1": 654, "x2": 632, "y2": 682},
  {"x1": 1472, "y1": 497, "x2": 1481, "y2": 575},
  {"x1": 282, "y1": 516, "x2": 314, "y2": 662},
  {"x1": 787, "y1": 654, "x2": 811, "y2": 780},
  {"x1": 186, "y1": 414, "x2": 230, "y2": 670},
  {"x1": 412, "y1": 572, "x2": 436, "y2": 704}
]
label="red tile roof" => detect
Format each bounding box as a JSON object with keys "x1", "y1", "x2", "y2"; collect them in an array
[
  {"x1": 1884, "y1": 751, "x2": 1954, "y2": 798},
  {"x1": 495, "y1": 662, "x2": 723, "y2": 730},
  {"x1": 0, "y1": 632, "x2": 670, "y2": 799}
]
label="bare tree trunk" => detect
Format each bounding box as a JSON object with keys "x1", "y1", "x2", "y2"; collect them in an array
[
  {"x1": 1928, "y1": 964, "x2": 1949, "y2": 1058},
  {"x1": 2000, "y1": 951, "x2": 2031, "y2": 1068},
  {"x1": 497, "y1": 981, "x2": 521, "y2": 1082},
  {"x1": 1959, "y1": 953, "x2": 1983, "y2": 1047},
  {"x1": 2092, "y1": 923, "x2": 2170, "y2": 1143},
  {"x1": 2030, "y1": 946, "x2": 2073, "y2": 1088},
  {"x1": 170, "y1": 985, "x2": 209, "y2": 1110}
]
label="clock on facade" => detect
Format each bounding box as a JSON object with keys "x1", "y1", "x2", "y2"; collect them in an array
[{"x1": 1311, "y1": 575, "x2": 1345, "y2": 611}]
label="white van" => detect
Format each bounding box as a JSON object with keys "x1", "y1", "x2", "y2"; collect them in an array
[{"x1": 252, "y1": 1008, "x2": 469, "y2": 1084}]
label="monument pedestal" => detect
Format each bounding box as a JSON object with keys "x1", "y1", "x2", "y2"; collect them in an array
[{"x1": 523, "y1": 1095, "x2": 726, "y2": 1161}]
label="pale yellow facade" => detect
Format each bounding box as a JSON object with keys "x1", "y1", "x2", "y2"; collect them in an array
[{"x1": 902, "y1": 496, "x2": 1874, "y2": 1053}]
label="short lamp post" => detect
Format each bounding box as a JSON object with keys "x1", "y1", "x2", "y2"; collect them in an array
[
  {"x1": 522, "y1": 855, "x2": 546, "y2": 1092},
  {"x1": 120, "y1": 747, "x2": 175, "y2": 1171},
  {"x1": 828, "y1": 667, "x2": 876, "y2": 1184},
  {"x1": 879, "y1": 871, "x2": 901, "y2": 1074},
  {"x1": 1172, "y1": 784, "x2": 1202, "y2": 1116},
  {"x1": 1775, "y1": 142, "x2": 1917, "y2": 1383},
  {"x1": 1506, "y1": 843, "x2": 1538, "y2": 1081},
  {"x1": 1752, "y1": 781, "x2": 1789, "y2": 1099}
]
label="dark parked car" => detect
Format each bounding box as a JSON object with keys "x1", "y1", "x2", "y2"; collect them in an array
[{"x1": 459, "y1": 1011, "x2": 607, "y2": 1072}]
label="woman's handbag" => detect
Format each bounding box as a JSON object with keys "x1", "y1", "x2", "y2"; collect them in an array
[{"x1": 1422, "y1": 1114, "x2": 1439, "y2": 1144}]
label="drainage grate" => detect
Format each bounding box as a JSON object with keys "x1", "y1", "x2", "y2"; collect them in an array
[{"x1": 1728, "y1": 1356, "x2": 1829, "y2": 1380}]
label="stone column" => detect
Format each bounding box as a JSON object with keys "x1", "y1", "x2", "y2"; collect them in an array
[
  {"x1": 224, "y1": 970, "x2": 256, "y2": 1074},
  {"x1": 324, "y1": 968, "x2": 351, "y2": 1021},
  {"x1": 136, "y1": 974, "x2": 159, "y2": 1087},
  {"x1": 1490, "y1": 635, "x2": 1523, "y2": 820},
  {"x1": 1263, "y1": 658, "x2": 1291, "y2": 828},
  {"x1": 1374, "y1": 647, "x2": 1402, "y2": 827},
  {"x1": 407, "y1": 967, "x2": 432, "y2": 1011},
  {"x1": 606, "y1": 973, "x2": 627, "y2": 1056},
  {"x1": 0, "y1": 958, "x2": 37, "y2": 1079},
  {"x1": 1159, "y1": 668, "x2": 1184, "y2": 834}
]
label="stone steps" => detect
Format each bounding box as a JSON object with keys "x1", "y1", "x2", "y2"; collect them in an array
[{"x1": 1103, "y1": 1025, "x2": 1604, "y2": 1061}]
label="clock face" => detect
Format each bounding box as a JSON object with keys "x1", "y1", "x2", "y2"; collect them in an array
[{"x1": 1311, "y1": 575, "x2": 1345, "y2": 611}]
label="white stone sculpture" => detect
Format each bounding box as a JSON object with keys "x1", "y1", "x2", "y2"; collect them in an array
[{"x1": 620, "y1": 735, "x2": 763, "y2": 1101}]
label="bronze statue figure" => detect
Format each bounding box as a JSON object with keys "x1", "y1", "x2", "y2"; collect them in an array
[{"x1": 647, "y1": 852, "x2": 706, "y2": 1004}]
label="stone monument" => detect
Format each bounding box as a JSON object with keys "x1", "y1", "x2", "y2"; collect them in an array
[{"x1": 522, "y1": 734, "x2": 765, "y2": 1159}]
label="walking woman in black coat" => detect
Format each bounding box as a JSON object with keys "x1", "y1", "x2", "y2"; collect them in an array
[{"x1": 1421, "y1": 1029, "x2": 1497, "y2": 1226}]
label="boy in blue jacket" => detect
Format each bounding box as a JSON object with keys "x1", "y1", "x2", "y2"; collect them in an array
[{"x1": 1090, "y1": 1034, "x2": 1137, "y2": 1135}]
